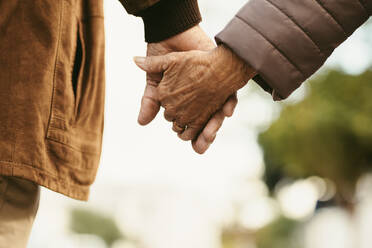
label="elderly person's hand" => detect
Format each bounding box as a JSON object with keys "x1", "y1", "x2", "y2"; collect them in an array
[
  {"x1": 137, "y1": 26, "x2": 241, "y2": 154},
  {"x1": 134, "y1": 44, "x2": 256, "y2": 143}
]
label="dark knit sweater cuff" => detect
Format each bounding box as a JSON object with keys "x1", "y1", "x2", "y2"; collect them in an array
[{"x1": 139, "y1": 0, "x2": 202, "y2": 43}]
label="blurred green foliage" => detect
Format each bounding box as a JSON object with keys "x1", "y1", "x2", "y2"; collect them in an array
[
  {"x1": 259, "y1": 69, "x2": 372, "y2": 207},
  {"x1": 221, "y1": 226, "x2": 254, "y2": 248},
  {"x1": 255, "y1": 216, "x2": 302, "y2": 248},
  {"x1": 221, "y1": 217, "x2": 302, "y2": 248},
  {"x1": 70, "y1": 208, "x2": 123, "y2": 247}
]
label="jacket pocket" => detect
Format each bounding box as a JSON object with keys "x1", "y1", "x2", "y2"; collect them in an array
[{"x1": 46, "y1": 1, "x2": 105, "y2": 155}]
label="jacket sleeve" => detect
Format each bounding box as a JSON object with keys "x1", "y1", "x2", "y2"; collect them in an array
[
  {"x1": 119, "y1": 0, "x2": 202, "y2": 43},
  {"x1": 118, "y1": 0, "x2": 161, "y2": 14},
  {"x1": 215, "y1": 0, "x2": 372, "y2": 100}
]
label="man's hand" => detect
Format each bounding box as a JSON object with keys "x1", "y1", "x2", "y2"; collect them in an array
[
  {"x1": 137, "y1": 25, "x2": 239, "y2": 154},
  {"x1": 135, "y1": 45, "x2": 256, "y2": 144}
]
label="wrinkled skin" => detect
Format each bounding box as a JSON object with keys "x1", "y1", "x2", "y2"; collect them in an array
[
  {"x1": 135, "y1": 44, "x2": 256, "y2": 145},
  {"x1": 137, "y1": 25, "x2": 241, "y2": 154}
]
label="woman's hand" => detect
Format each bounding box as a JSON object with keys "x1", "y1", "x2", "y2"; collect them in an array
[{"x1": 135, "y1": 45, "x2": 256, "y2": 142}]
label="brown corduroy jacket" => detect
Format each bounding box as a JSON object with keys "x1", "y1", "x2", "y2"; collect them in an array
[{"x1": 0, "y1": 0, "x2": 201, "y2": 200}]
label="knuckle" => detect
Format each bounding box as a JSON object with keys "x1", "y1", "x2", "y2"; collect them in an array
[
  {"x1": 180, "y1": 129, "x2": 197, "y2": 141},
  {"x1": 176, "y1": 115, "x2": 189, "y2": 127},
  {"x1": 178, "y1": 133, "x2": 189, "y2": 141},
  {"x1": 172, "y1": 124, "x2": 182, "y2": 133},
  {"x1": 175, "y1": 119, "x2": 186, "y2": 128},
  {"x1": 167, "y1": 54, "x2": 178, "y2": 63},
  {"x1": 157, "y1": 86, "x2": 168, "y2": 102},
  {"x1": 164, "y1": 109, "x2": 175, "y2": 122}
]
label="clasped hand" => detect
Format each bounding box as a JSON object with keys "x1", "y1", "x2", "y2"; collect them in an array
[{"x1": 134, "y1": 26, "x2": 255, "y2": 154}]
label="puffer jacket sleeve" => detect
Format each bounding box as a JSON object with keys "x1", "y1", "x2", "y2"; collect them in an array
[
  {"x1": 215, "y1": 0, "x2": 372, "y2": 100},
  {"x1": 119, "y1": 0, "x2": 202, "y2": 43}
]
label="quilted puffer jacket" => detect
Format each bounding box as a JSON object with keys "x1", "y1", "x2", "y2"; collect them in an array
[{"x1": 217, "y1": 0, "x2": 372, "y2": 100}]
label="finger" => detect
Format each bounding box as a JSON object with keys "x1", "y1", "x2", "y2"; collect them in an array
[
  {"x1": 172, "y1": 122, "x2": 185, "y2": 134},
  {"x1": 134, "y1": 55, "x2": 171, "y2": 74},
  {"x1": 138, "y1": 95, "x2": 160, "y2": 125},
  {"x1": 194, "y1": 110, "x2": 224, "y2": 150},
  {"x1": 223, "y1": 93, "x2": 238, "y2": 117},
  {"x1": 192, "y1": 134, "x2": 215, "y2": 154},
  {"x1": 164, "y1": 108, "x2": 175, "y2": 122},
  {"x1": 178, "y1": 125, "x2": 202, "y2": 141},
  {"x1": 192, "y1": 110, "x2": 225, "y2": 154},
  {"x1": 138, "y1": 76, "x2": 161, "y2": 125},
  {"x1": 201, "y1": 110, "x2": 225, "y2": 140}
]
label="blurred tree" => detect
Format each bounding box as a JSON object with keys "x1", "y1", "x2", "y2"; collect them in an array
[
  {"x1": 70, "y1": 208, "x2": 124, "y2": 248},
  {"x1": 259, "y1": 69, "x2": 372, "y2": 211},
  {"x1": 221, "y1": 217, "x2": 302, "y2": 248},
  {"x1": 221, "y1": 225, "x2": 254, "y2": 248},
  {"x1": 255, "y1": 216, "x2": 302, "y2": 248},
  {"x1": 221, "y1": 225, "x2": 255, "y2": 248}
]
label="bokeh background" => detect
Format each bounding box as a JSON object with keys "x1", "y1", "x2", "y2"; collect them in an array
[{"x1": 28, "y1": 1, "x2": 372, "y2": 247}]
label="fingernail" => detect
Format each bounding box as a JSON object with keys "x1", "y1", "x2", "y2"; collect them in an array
[{"x1": 133, "y1": 56, "x2": 146, "y2": 66}]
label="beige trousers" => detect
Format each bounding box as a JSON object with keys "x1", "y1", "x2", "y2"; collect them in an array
[{"x1": 0, "y1": 176, "x2": 40, "y2": 248}]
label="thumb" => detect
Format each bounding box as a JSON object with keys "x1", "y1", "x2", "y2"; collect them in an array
[
  {"x1": 134, "y1": 55, "x2": 170, "y2": 74},
  {"x1": 138, "y1": 75, "x2": 161, "y2": 126}
]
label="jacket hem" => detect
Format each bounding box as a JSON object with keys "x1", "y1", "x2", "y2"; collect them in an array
[{"x1": 0, "y1": 160, "x2": 89, "y2": 201}]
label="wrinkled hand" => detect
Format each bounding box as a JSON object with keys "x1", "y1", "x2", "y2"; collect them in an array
[
  {"x1": 135, "y1": 45, "x2": 256, "y2": 144},
  {"x1": 137, "y1": 25, "x2": 240, "y2": 154}
]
